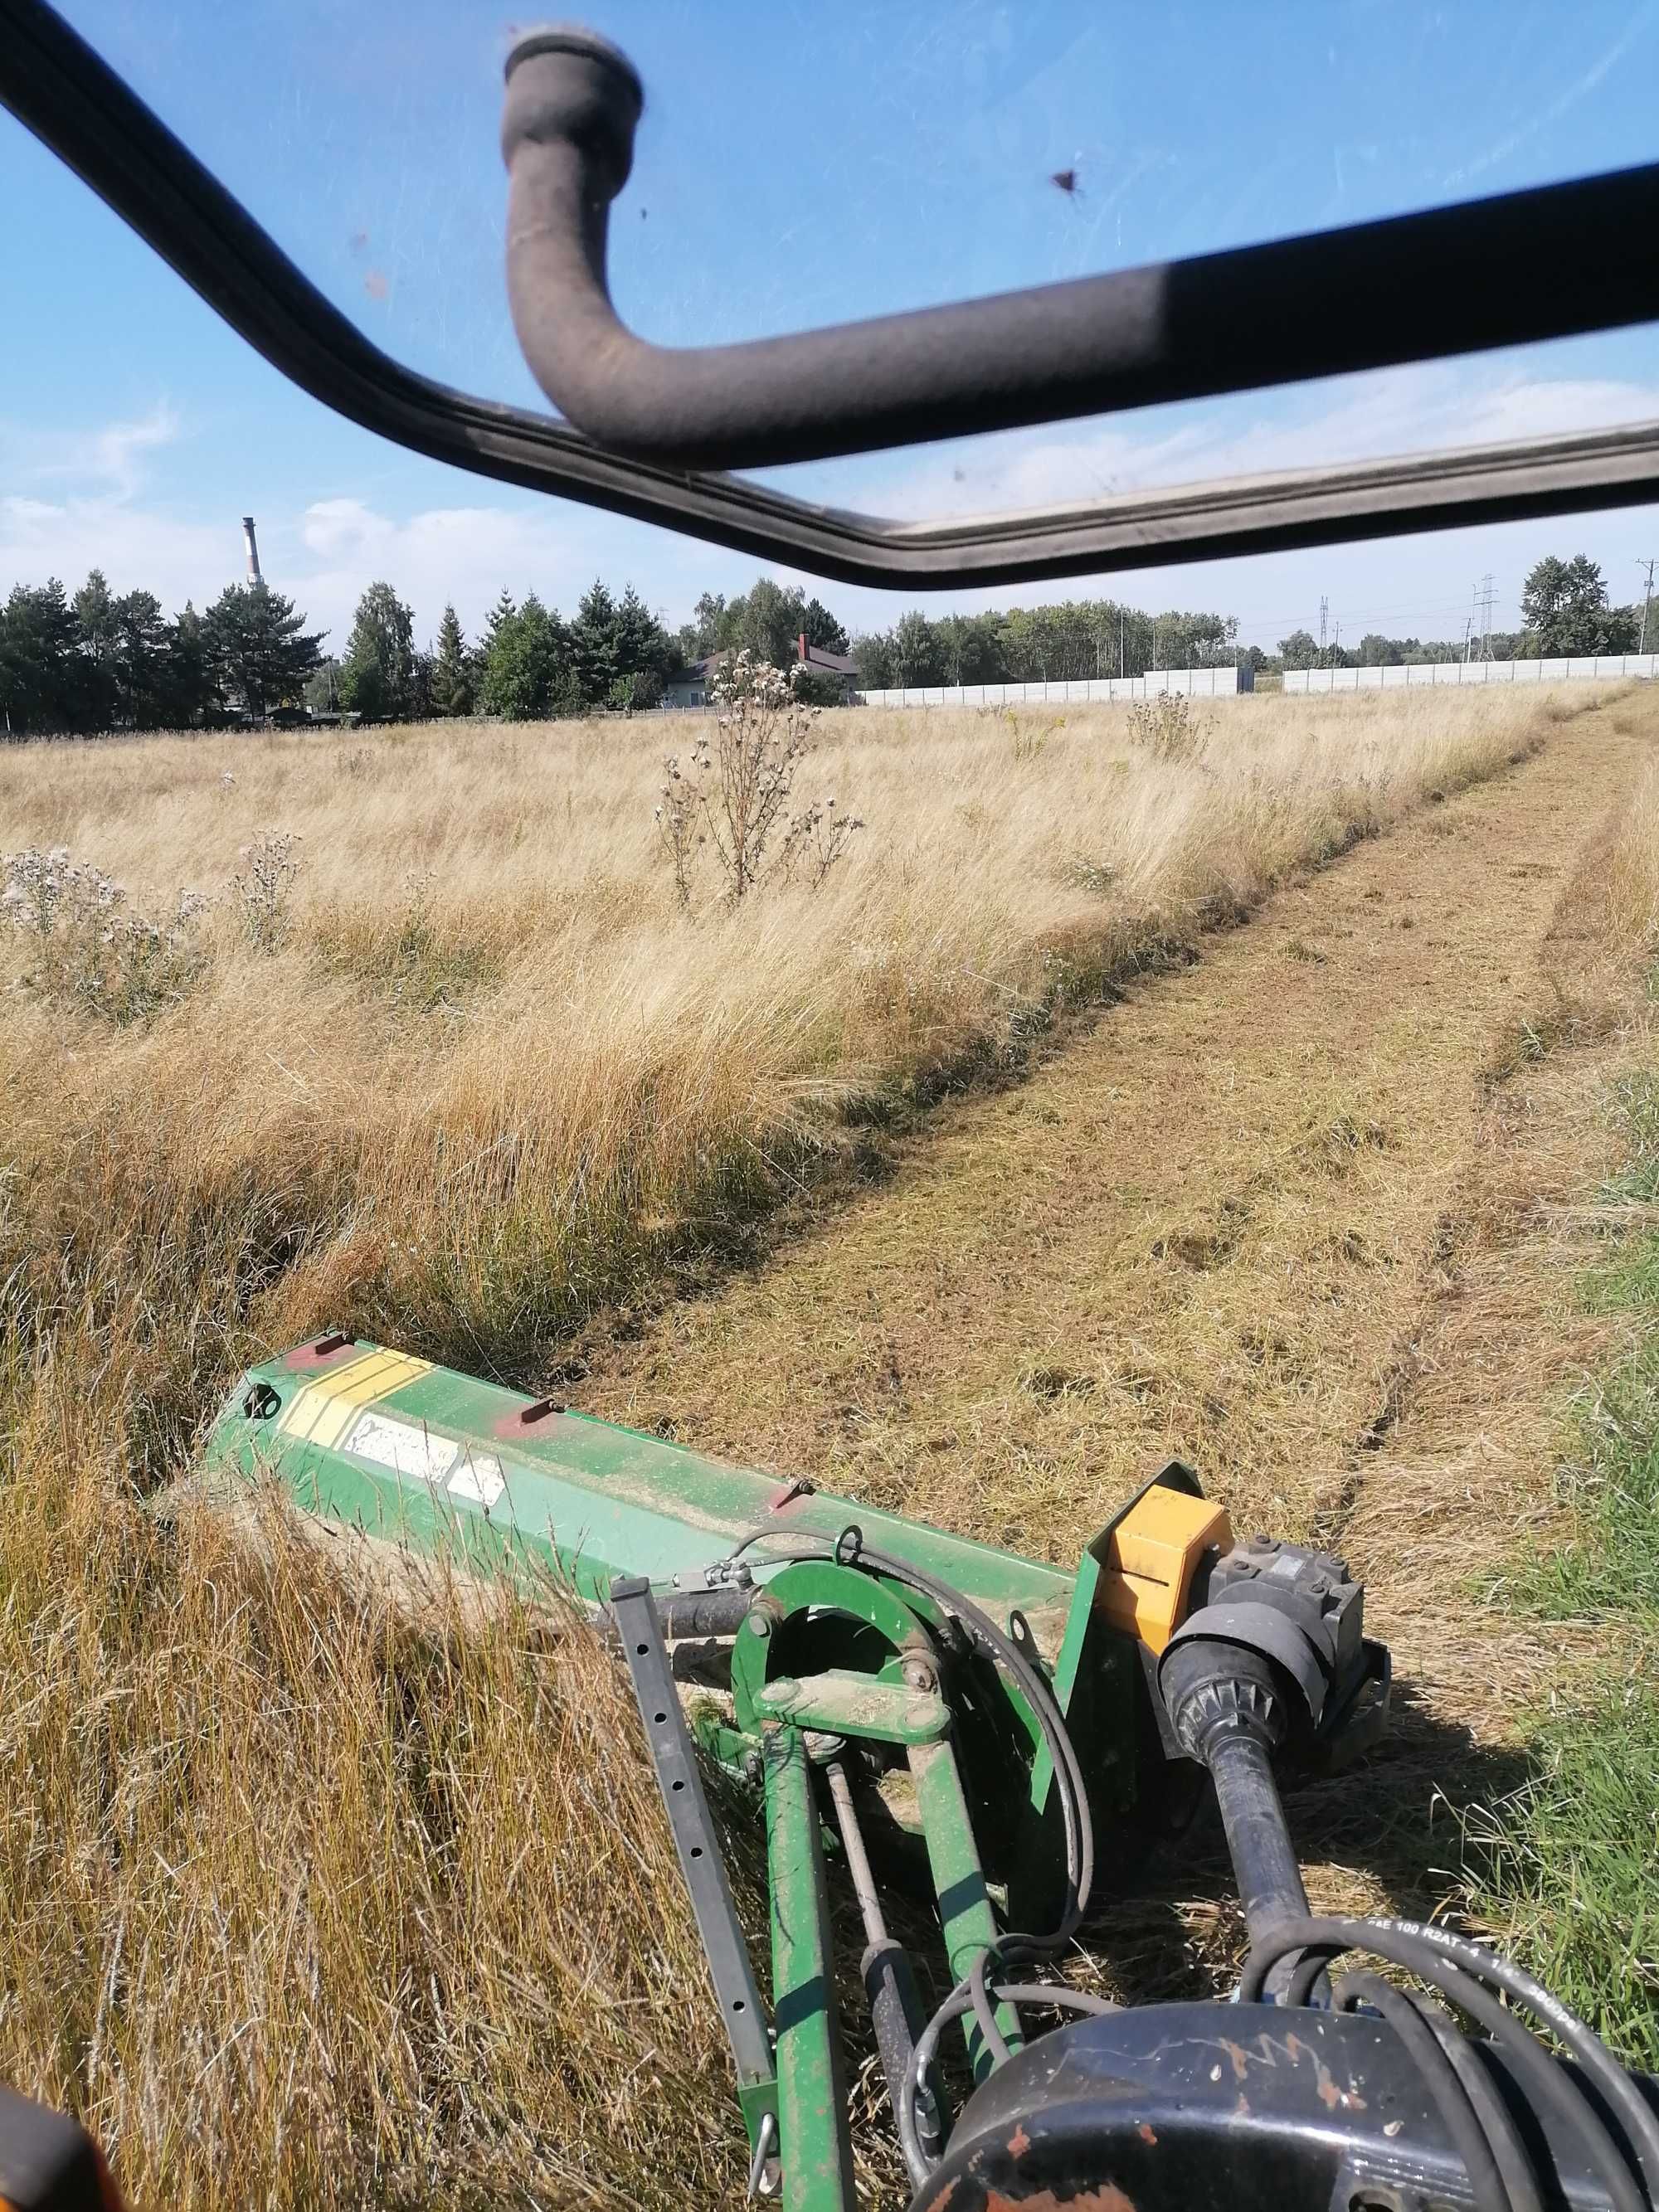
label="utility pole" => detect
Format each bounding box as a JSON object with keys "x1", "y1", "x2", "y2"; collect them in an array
[
  {"x1": 1477, "y1": 572, "x2": 1496, "y2": 661},
  {"x1": 1463, "y1": 615, "x2": 1473, "y2": 665},
  {"x1": 1119, "y1": 610, "x2": 1125, "y2": 679},
  {"x1": 1638, "y1": 557, "x2": 1657, "y2": 656},
  {"x1": 1318, "y1": 596, "x2": 1329, "y2": 665}
]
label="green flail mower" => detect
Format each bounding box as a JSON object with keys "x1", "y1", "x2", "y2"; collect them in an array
[{"x1": 90, "y1": 1327, "x2": 1628, "y2": 2212}]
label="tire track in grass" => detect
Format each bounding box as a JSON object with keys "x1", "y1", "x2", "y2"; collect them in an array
[{"x1": 579, "y1": 698, "x2": 1652, "y2": 1574}]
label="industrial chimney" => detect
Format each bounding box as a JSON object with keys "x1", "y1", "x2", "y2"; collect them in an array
[{"x1": 241, "y1": 516, "x2": 263, "y2": 586}]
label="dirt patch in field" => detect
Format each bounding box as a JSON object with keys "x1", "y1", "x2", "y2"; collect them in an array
[{"x1": 577, "y1": 690, "x2": 1657, "y2": 1957}]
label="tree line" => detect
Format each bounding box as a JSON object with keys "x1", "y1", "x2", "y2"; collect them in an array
[
  {"x1": 2, "y1": 548, "x2": 1648, "y2": 737},
  {"x1": 849, "y1": 600, "x2": 1236, "y2": 687},
  {"x1": 1272, "y1": 556, "x2": 1651, "y2": 672},
  {"x1": 319, "y1": 578, "x2": 684, "y2": 722},
  {"x1": 0, "y1": 571, "x2": 324, "y2": 736},
  {"x1": 0, "y1": 564, "x2": 859, "y2": 736}
]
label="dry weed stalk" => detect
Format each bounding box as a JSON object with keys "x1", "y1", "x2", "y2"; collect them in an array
[{"x1": 654, "y1": 650, "x2": 862, "y2": 906}]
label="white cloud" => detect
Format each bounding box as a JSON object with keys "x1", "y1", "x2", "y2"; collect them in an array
[
  {"x1": 285, "y1": 496, "x2": 730, "y2": 645},
  {"x1": 0, "y1": 405, "x2": 182, "y2": 503},
  {"x1": 0, "y1": 493, "x2": 228, "y2": 613},
  {"x1": 842, "y1": 362, "x2": 1659, "y2": 523}
]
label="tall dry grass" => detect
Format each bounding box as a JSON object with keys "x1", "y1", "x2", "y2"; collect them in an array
[
  {"x1": 1599, "y1": 741, "x2": 1659, "y2": 950},
  {"x1": 0, "y1": 686, "x2": 1607, "y2": 2210}
]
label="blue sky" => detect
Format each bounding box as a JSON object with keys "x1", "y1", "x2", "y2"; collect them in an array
[{"x1": 3, "y1": 0, "x2": 1658, "y2": 656}]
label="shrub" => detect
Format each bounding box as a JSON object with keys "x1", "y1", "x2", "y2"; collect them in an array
[
  {"x1": 2, "y1": 846, "x2": 209, "y2": 1023},
  {"x1": 789, "y1": 668, "x2": 844, "y2": 709}
]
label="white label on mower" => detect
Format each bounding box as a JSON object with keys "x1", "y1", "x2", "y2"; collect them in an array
[
  {"x1": 448, "y1": 1451, "x2": 507, "y2": 1510},
  {"x1": 345, "y1": 1409, "x2": 460, "y2": 1488}
]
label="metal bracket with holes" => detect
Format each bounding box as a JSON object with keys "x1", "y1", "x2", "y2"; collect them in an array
[{"x1": 609, "y1": 1576, "x2": 779, "y2": 2189}]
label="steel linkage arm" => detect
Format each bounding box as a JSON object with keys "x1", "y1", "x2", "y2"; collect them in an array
[
  {"x1": 763, "y1": 1729, "x2": 858, "y2": 2212},
  {"x1": 610, "y1": 1580, "x2": 781, "y2": 2190}
]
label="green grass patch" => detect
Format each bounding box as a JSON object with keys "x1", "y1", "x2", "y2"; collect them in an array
[
  {"x1": 1463, "y1": 1067, "x2": 1659, "y2": 2067},
  {"x1": 310, "y1": 900, "x2": 507, "y2": 1014},
  {"x1": 1464, "y1": 1669, "x2": 1659, "y2": 2069}
]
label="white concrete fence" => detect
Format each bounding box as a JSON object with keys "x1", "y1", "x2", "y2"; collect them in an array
[
  {"x1": 1285, "y1": 654, "x2": 1657, "y2": 694},
  {"x1": 853, "y1": 667, "x2": 1247, "y2": 708}
]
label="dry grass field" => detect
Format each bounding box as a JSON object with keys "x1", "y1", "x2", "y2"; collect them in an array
[{"x1": 0, "y1": 683, "x2": 1652, "y2": 2212}]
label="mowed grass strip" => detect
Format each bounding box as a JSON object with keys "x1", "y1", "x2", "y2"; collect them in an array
[{"x1": 578, "y1": 691, "x2": 1652, "y2": 1573}]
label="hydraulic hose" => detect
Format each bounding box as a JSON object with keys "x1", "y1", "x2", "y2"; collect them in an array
[{"x1": 1245, "y1": 1916, "x2": 1659, "y2": 2212}]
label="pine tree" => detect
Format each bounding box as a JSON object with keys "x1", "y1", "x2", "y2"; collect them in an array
[
  {"x1": 570, "y1": 578, "x2": 620, "y2": 703},
  {"x1": 163, "y1": 601, "x2": 213, "y2": 727},
  {"x1": 800, "y1": 596, "x2": 849, "y2": 653},
  {"x1": 202, "y1": 581, "x2": 325, "y2": 722},
  {"x1": 111, "y1": 590, "x2": 168, "y2": 727},
  {"x1": 611, "y1": 584, "x2": 674, "y2": 707},
  {"x1": 430, "y1": 604, "x2": 473, "y2": 717},
  {"x1": 0, "y1": 578, "x2": 80, "y2": 734},
  {"x1": 73, "y1": 567, "x2": 120, "y2": 727}
]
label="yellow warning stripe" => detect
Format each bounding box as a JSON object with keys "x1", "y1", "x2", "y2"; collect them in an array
[{"x1": 279, "y1": 1348, "x2": 433, "y2": 1451}]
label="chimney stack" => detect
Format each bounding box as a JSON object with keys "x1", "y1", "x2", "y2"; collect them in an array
[
  {"x1": 241, "y1": 516, "x2": 263, "y2": 586},
  {"x1": 797, "y1": 631, "x2": 809, "y2": 663}
]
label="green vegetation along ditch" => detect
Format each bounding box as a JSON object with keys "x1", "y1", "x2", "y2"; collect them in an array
[{"x1": 1467, "y1": 1067, "x2": 1659, "y2": 2071}]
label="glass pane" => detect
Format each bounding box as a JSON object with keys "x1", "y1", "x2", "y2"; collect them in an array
[{"x1": 21, "y1": 0, "x2": 1659, "y2": 481}]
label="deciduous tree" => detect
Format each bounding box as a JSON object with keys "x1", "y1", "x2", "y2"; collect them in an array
[
  {"x1": 480, "y1": 593, "x2": 564, "y2": 719},
  {"x1": 1520, "y1": 554, "x2": 1632, "y2": 655}
]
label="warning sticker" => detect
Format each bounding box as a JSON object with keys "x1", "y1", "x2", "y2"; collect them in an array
[
  {"x1": 448, "y1": 1452, "x2": 507, "y2": 1511},
  {"x1": 344, "y1": 1409, "x2": 460, "y2": 1488}
]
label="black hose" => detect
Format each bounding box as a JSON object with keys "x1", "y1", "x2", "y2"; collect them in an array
[
  {"x1": 1247, "y1": 1916, "x2": 1659, "y2": 2212},
  {"x1": 896, "y1": 1979, "x2": 1118, "y2": 2191},
  {"x1": 1335, "y1": 1972, "x2": 1516, "y2": 2212},
  {"x1": 1427, "y1": 1958, "x2": 1652, "y2": 2212},
  {"x1": 1425, "y1": 2001, "x2": 1546, "y2": 2212}
]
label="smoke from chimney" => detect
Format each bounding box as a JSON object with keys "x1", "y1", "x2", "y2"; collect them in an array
[{"x1": 241, "y1": 516, "x2": 263, "y2": 586}]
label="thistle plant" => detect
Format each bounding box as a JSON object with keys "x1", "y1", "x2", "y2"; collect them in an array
[
  {"x1": 232, "y1": 829, "x2": 303, "y2": 952},
  {"x1": 653, "y1": 650, "x2": 862, "y2": 907},
  {"x1": 1125, "y1": 691, "x2": 1210, "y2": 762},
  {"x1": 2, "y1": 846, "x2": 209, "y2": 1023}
]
